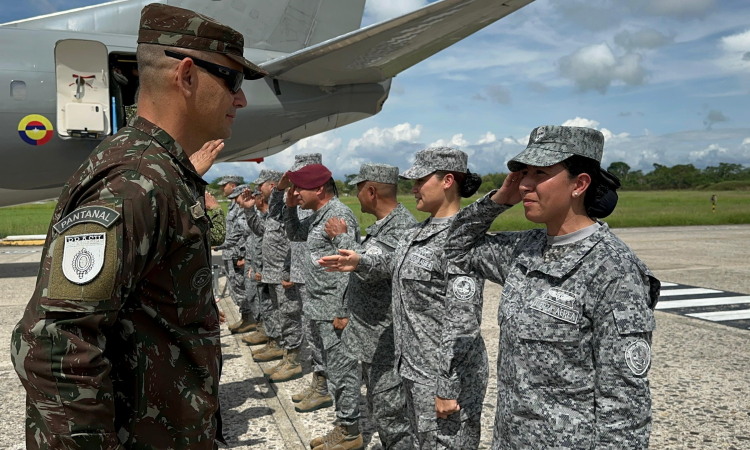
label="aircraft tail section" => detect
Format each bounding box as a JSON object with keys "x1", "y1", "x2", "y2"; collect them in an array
[
  {"x1": 262, "y1": 0, "x2": 536, "y2": 86},
  {"x1": 0, "y1": 0, "x2": 366, "y2": 53}
]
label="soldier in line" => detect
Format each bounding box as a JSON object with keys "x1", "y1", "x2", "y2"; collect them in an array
[
  {"x1": 321, "y1": 163, "x2": 417, "y2": 449},
  {"x1": 223, "y1": 184, "x2": 254, "y2": 333},
  {"x1": 278, "y1": 164, "x2": 362, "y2": 448},
  {"x1": 215, "y1": 174, "x2": 247, "y2": 310},
  {"x1": 443, "y1": 126, "x2": 659, "y2": 450},
  {"x1": 278, "y1": 154, "x2": 332, "y2": 411},
  {"x1": 319, "y1": 148, "x2": 487, "y2": 450},
  {"x1": 10, "y1": 3, "x2": 267, "y2": 448},
  {"x1": 230, "y1": 188, "x2": 260, "y2": 334}
]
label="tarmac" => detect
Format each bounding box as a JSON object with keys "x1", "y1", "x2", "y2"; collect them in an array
[{"x1": 1, "y1": 224, "x2": 749, "y2": 449}]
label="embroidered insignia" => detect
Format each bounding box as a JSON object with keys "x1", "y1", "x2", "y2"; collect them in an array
[
  {"x1": 190, "y1": 267, "x2": 212, "y2": 290},
  {"x1": 453, "y1": 276, "x2": 476, "y2": 300},
  {"x1": 545, "y1": 288, "x2": 577, "y2": 308},
  {"x1": 407, "y1": 253, "x2": 433, "y2": 270},
  {"x1": 366, "y1": 245, "x2": 383, "y2": 256},
  {"x1": 62, "y1": 233, "x2": 106, "y2": 284},
  {"x1": 625, "y1": 339, "x2": 651, "y2": 376},
  {"x1": 529, "y1": 298, "x2": 580, "y2": 324},
  {"x1": 53, "y1": 206, "x2": 120, "y2": 234},
  {"x1": 190, "y1": 202, "x2": 205, "y2": 220}
]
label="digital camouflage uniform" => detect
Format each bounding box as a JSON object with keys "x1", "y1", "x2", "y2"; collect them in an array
[
  {"x1": 331, "y1": 164, "x2": 417, "y2": 449},
  {"x1": 248, "y1": 206, "x2": 280, "y2": 341},
  {"x1": 10, "y1": 116, "x2": 225, "y2": 449},
  {"x1": 284, "y1": 191, "x2": 361, "y2": 426},
  {"x1": 243, "y1": 208, "x2": 261, "y2": 320},
  {"x1": 444, "y1": 126, "x2": 660, "y2": 450},
  {"x1": 215, "y1": 191, "x2": 247, "y2": 308}
]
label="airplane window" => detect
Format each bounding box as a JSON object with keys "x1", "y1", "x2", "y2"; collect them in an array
[{"x1": 10, "y1": 80, "x2": 26, "y2": 100}]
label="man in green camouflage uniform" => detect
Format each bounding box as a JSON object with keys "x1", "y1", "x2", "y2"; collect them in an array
[{"x1": 10, "y1": 4, "x2": 267, "y2": 449}]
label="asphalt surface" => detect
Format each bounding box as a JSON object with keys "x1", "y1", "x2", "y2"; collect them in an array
[{"x1": 1, "y1": 224, "x2": 749, "y2": 449}]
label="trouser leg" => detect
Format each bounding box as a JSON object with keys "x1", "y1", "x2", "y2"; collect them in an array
[
  {"x1": 362, "y1": 362, "x2": 414, "y2": 450},
  {"x1": 241, "y1": 277, "x2": 256, "y2": 316},
  {"x1": 275, "y1": 283, "x2": 303, "y2": 350},
  {"x1": 316, "y1": 321, "x2": 360, "y2": 426},
  {"x1": 260, "y1": 283, "x2": 281, "y2": 340},
  {"x1": 223, "y1": 260, "x2": 238, "y2": 304},
  {"x1": 299, "y1": 285, "x2": 326, "y2": 376}
]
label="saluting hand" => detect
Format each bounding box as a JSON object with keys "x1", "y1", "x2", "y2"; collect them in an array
[
  {"x1": 238, "y1": 189, "x2": 256, "y2": 209},
  {"x1": 318, "y1": 249, "x2": 360, "y2": 272},
  {"x1": 190, "y1": 139, "x2": 224, "y2": 176},
  {"x1": 205, "y1": 192, "x2": 219, "y2": 210},
  {"x1": 435, "y1": 397, "x2": 460, "y2": 419},
  {"x1": 491, "y1": 171, "x2": 523, "y2": 206},
  {"x1": 324, "y1": 217, "x2": 348, "y2": 239},
  {"x1": 277, "y1": 172, "x2": 292, "y2": 191}
]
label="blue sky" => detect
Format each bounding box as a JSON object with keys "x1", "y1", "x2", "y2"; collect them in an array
[{"x1": 7, "y1": 0, "x2": 750, "y2": 181}]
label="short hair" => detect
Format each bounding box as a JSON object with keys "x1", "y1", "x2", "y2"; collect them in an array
[
  {"x1": 370, "y1": 181, "x2": 397, "y2": 199},
  {"x1": 323, "y1": 178, "x2": 337, "y2": 195},
  {"x1": 136, "y1": 44, "x2": 210, "y2": 96}
]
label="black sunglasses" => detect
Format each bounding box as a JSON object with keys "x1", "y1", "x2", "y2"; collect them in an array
[{"x1": 165, "y1": 50, "x2": 245, "y2": 94}]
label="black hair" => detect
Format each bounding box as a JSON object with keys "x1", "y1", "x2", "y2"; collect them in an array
[
  {"x1": 561, "y1": 155, "x2": 621, "y2": 219},
  {"x1": 435, "y1": 170, "x2": 483, "y2": 198},
  {"x1": 324, "y1": 178, "x2": 338, "y2": 197}
]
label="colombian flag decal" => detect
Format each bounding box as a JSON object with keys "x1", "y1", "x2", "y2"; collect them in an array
[{"x1": 18, "y1": 114, "x2": 54, "y2": 146}]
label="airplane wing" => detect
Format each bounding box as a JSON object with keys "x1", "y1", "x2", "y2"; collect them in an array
[{"x1": 261, "y1": 0, "x2": 536, "y2": 86}]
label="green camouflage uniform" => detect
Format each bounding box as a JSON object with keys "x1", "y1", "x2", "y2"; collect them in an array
[{"x1": 207, "y1": 206, "x2": 226, "y2": 246}]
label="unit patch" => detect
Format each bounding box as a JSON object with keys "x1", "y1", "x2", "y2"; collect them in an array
[
  {"x1": 191, "y1": 267, "x2": 212, "y2": 290},
  {"x1": 62, "y1": 233, "x2": 106, "y2": 284},
  {"x1": 625, "y1": 339, "x2": 651, "y2": 376},
  {"x1": 529, "y1": 297, "x2": 580, "y2": 324},
  {"x1": 366, "y1": 245, "x2": 383, "y2": 256},
  {"x1": 453, "y1": 276, "x2": 476, "y2": 300},
  {"x1": 190, "y1": 202, "x2": 205, "y2": 220},
  {"x1": 53, "y1": 206, "x2": 120, "y2": 234}
]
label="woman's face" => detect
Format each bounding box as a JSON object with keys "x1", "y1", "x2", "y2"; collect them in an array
[
  {"x1": 519, "y1": 163, "x2": 578, "y2": 224},
  {"x1": 411, "y1": 173, "x2": 447, "y2": 215}
]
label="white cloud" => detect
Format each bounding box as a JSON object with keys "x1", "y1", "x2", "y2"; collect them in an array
[
  {"x1": 742, "y1": 138, "x2": 750, "y2": 146},
  {"x1": 364, "y1": 0, "x2": 428, "y2": 24},
  {"x1": 559, "y1": 43, "x2": 647, "y2": 93},
  {"x1": 719, "y1": 29, "x2": 750, "y2": 75},
  {"x1": 477, "y1": 132, "x2": 497, "y2": 145},
  {"x1": 689, "y1": 143, "x2": 727, "y2": 161},
  {"x1": 614, "y1": 28, "x2": 674, "y2": 51},
  {"x1": 562, "y1": 117, "x2": 601, "y2": 128},
  {"x1": 429, "y1": 134, "x2": 470, "y2": 149}
]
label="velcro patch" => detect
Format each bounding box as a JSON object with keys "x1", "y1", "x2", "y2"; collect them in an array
[
  {"x1": 625, "y1": 339, "x2": 651, "y2": 376},
  {"x1": 53, "y1": 206, "x2": 120, "y2": 234},
  {"x1": 407, "y1": 253, "x2": 433, "y2": 270},
  {"x1": 453, "y1": 276, "x2": 476, "y2": 301},
  {"x1": 529, "y1": 298, "x2": 580, "y2": 324}
]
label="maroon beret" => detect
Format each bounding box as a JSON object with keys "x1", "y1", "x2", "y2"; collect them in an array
[{"x1": 288, "y1": 164, "x2": 333, "y2": 189}]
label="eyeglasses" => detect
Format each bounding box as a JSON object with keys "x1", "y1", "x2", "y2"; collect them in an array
[{"x1": 165, "y1": 50, "x2": 245, "y2": 94}]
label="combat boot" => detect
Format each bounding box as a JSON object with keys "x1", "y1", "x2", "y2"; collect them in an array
[
  {"x1": 253, "y1": 339, "x2": 285, "y2": 362},
  {"x1": 311, "y1": 423, "x2": 363, "y2": 450},
  {"x1": 229, "y1": 313, "x2": 256, "y2": 334},
  {"x1": 242, "y1": 323, "x2": 269, "y2": 345},
  {"x1": 295, "y1": 373, "x2": 333, "y2": 413},
  {"x1": 263, "y1": 350, "x2": 288, "y2": 376},
  {"x1": 292, "y1": 373, "x2": 318, "y2": 403},
  {"x1": 269, "y1": 347, "x2": 302, "y2": 382}
]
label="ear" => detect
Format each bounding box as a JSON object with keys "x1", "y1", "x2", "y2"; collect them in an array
[
  {"x1": 574, "y1": 173, "x2": 592, "y2": 197},
  {"x1": 442, "y1": 173, "x2": 456, "y2": 191},
  {"x1": 175, "y1": 58, "x2": 196, "y2": 98},
  {"x1": 368, "y1": 185, "x2": 377, "y2": 198}
]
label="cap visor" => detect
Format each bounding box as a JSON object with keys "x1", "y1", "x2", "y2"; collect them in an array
[
  {"x1": 348, "y1": 175, "x2": 365, "y2": 186},
  {"x1": 399, "y1": 165, "x2": 433, "y2": 180},
  {"x1": 507, "y1": 145, "x2": 574, "y2": 172},
  {"x1": 252, "y1": 177, "x2": 265, "y2": 185},
  {"x1": 226, "y1": 54, "x2": 268, "y2": 80}
]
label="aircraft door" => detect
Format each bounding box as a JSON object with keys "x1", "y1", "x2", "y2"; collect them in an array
[{"x1": 55, "y1": 39, "x2": 111, "y2": 139}]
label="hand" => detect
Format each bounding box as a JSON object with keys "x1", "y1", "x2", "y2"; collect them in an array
[
  {"x1": 281, "y1": 280, "x2": 294, "y2": 289},
  {"x1": 324, "y1": 217, "x2": 348, "y2": 240},
  {"x1": 237, "y1": 259, "x2": 245, "y2": 269},
  {"x1": 255, "y1": 272, "x2": 262, "y2": 282},
  {"x1": 435, "y1": 397, "x2": 460, "y2": 419},
  {"x1": 218, "y1": 310, "x2": 227, "y2": 324},
  {"x1": 333, "y1": 317, "x2": 349, "y2": 330},
  {"x1": 205, "y1": 192, "x2": 219, "y2": 210},
  {"x1": 248, "y1": 269, "x2": 253, "y2": 278},
  {"x1": 237, "y1": 189, "x2": 256, "y2": 209},
  {"x1": 491, "y1": 172, "x2": 523, "y2": 206},
  {"x1": 189, "y1": 140, "x2": 224, "y2": 176},
  {"x1": 318, "y1": 249, "x2": 361, "y2": 272},
  {"x1": 277, "y1": 172, "x2": 291, "y2": 191},
  {"x1": 285, "y1": 188, "x2": 298, "y2": 208}
]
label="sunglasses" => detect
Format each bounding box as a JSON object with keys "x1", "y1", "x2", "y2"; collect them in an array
[{"x1": 165, "y1": 50, "x2": 245, "y2": 94}]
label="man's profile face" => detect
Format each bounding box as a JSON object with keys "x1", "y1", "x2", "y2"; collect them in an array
[
  {"x1": 191, "y1": 52, "x2": 248, "y2": 141},
  {"x1": 222, "y1": 182, "x2": 236, "y2": 197},
  {"x1": 260, "y1": 181, "x2": 275, "y2": 201},
  {"x1": 355, "y1": 182, "x2": 374, "y2": 214}
]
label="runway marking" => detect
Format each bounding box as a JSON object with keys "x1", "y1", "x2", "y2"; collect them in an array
[
  {"x1": 658, "y1": 282, "x2": 750, "y2": 330},
  {"x1": 661, "y1": 282, "x2": 678, "y2": 287},
  {"x1": 1, "y1": 250, "x2": 40, "y2": 254},
  {"x1": 660, "y1": 288, "x2": 724, "y2": 297},
  {"x1": 656, "y1": 296, "x2": 750, "y2": 310},
  {"x1": 687, "y1": 309, "x2": 750, "y2": 322}
]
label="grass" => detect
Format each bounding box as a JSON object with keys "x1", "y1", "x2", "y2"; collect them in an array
[{"x1": 1, "y1": 191, "x2": 749, "y2": 238}]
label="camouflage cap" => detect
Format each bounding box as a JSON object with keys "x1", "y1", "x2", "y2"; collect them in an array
[
  {"x1": 349, "y1": 163, "x2": 399, "y2": 186},
  {"x1": 227, "y1": 184, "x2": 249, "y2": 199},
  {"x1": 400, "y1": 147, "x2": 468, "y2": 180},
  {"x1": 253, "y1": 186, "x2": 262, "y2": 196},
  {"x1": 252, "y1": 169, "x2": 284, "y2": 185},
  {"x1": 138, "y1": 4, "x2": 268, "y2": 80},
  {"x1": 217, "y1": 175, "x2": 242, "y2": 186},
  {"x1": 289, "y1": 153, "x2": 323, "y2": 172},
  {"x1": 508, "y1": 126, "x2": 604, "y2": 172}
]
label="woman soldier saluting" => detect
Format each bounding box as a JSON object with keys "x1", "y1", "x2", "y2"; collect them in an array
[
  {"x1": 445, "y1": 126, "x2": 660, "y2": 450},
  {"x1": 320, "y1": 148, "x2": 488, "y2": 449}
]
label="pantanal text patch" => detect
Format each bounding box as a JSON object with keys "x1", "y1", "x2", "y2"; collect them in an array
[{"x1": 53, "y1": 206, "x2": 120, "y2": 234}]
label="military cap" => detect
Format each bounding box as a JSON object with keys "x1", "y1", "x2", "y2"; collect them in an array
[
  {"x1": 253, "y1": 186, "x2": 262, "y2": 196},
  {"x1": 253, "y1": 169, "x2": 284, "y2": 185},
  {"x1": 288, "y1": 164, "x2": 332, "y2": 189},
  {"x1": 508, "y1": 126, "x2": 604, "y2": 172},
  {"x1": 289, "y1": 153, "x2": 323, "y2": 172},
  {"x1": 217, "y1": 175, "x2": 242, "y2": 186},
  {"x1": 349, "y1": 163, "x2": 399, "y2": 185},
  {"x1": 137, "y1": 3, "x2": 268, "y2": 80},
  {"x1": 227, "y1": 184, "x2": 249, "y2": 199},
  {"x1": 400, "y1": 147, "x2": 468, "y2": 180}
]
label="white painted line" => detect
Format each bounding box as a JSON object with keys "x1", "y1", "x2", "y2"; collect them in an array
[
  {"x1": 3, "y1": 235, "x2": 46, "y2": 241},
  {"x1": 656, "y1": 296, "x2": 750, "y2": 310},
  {"x1": 687, "y1": 309, "x2": 750, "y2": 322},
  {"x1": 661, "y1": 282, "x2": 679, "y2": 287},
  {"x1": 660, "y1": 288, "x2": 724, "y2": 297}
]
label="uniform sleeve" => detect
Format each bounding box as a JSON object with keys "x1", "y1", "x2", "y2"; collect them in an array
[
  {"x1": 592, "y1": 270, "x2": 657, "y2": 449},
  {"x1": 444, "y1": 191, "x2": 518, "y2": 285},
  {"x1": 331, "y1": 212, "x2": 360, "y2": 318},
  {"x1": 207, "y1": 206, "x2": 226, "y2": 246},
  {"x1": 220, "y1": 212, "x2": 248, "y2": 250},
  {"x1": 282, "y1": 246, "x2": 292, "y2": 282},
  {"x1": 10, "y1": 170, "x2": 169, "y2": 449},
  {"x1": 267, "y1": 189, "x2": 285, "y2": 221},
  {"x1": 436, "y1": 269, "x2": 485, "y2": 400},
  {"x1": 245, "y1": 207, "x2": 265, "y2": 236},
  {"x1": 283, "y1": 203, "x2": 309, "y2": 242},
  {"x1": 213, "y1": 207, "x2": 234, "y2": 250}
]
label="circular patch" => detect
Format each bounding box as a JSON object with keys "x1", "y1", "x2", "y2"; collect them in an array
[
  {"x1": 453, "y1": 276, "x2": 476, "y2": 301},
  {"x1": 191, "y1": 267, "x2": 212, "y2": 290},
  {"x1": 18, "y1": 114, "x2": 54, "y2": 146},
  {"x1": 72, "y1": 248, "x2": 95, "y2": 279},
  {"x1": 625, "y1": 339, "x2": 651, "y2": 376},
  {"x1": 366, "y1": 245, "x2": 383, "y2": 256}
]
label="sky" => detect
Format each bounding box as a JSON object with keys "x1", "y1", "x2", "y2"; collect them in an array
[{"x1": 6, "y1": 0, "x2": 750, "y2": 181}]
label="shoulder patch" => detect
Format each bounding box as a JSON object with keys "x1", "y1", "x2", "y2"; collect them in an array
[
  {"x1": 453, "y1": 276, "x2": 477, "y2": 300},
  {"x1": 62, "y1": 233, "x2": 106, "y2": 284},
  {"x1": 53, "y1": 206, "x2": 120, "y2": 234},
  {"x1": 625, "y1": 339, "x2": 651, "y2": 376},
  {"x1": 366, "y1": 245, "x2": 383, "y2": 256}
]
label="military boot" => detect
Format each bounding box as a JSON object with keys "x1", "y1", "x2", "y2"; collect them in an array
[
  {"x1": 311, "y1": 423, "x2": 363, "y2": 450},
  {"x1": 269, "y1": 347, "x2": 302, "y2": 382},
  {"x1": 292, "y1": 373, "x2": 318, "y2": 403},
  {"x1": 229, "y1": 313, "x2": 256, "y2": 334},
  {"x1": 253, "y1": 339, "x2": 285, "y2": 362},
  {"x1": 242, "y1": 322, "x2": 269, "y2": 345},
  {"x1": 295, "y1": 373, "x2": 333, "y2": 413},
  {"x1": 263, "y1": 350, "x2": 288, "y2": 376}
]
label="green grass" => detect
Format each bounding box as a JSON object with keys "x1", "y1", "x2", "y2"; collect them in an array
[{"x1": 2, "y1": 191, "x2": 749, "y2": 238}]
